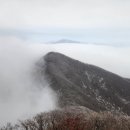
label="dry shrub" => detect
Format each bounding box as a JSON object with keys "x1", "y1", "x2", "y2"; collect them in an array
[{"x1": 1, "y1": 107, "x2": 130, "y2": 130}]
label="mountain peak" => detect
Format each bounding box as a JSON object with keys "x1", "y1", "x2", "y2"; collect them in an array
[
  {"x1": 43, "y1": 52, "x2": 130, "y2": 115},
  {"x1": 52, "y1": 39, "x2": 81, "y2": 43}
]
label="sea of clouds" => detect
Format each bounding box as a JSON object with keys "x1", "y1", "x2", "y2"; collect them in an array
[
  {"x1": 0, "y1": 36, "x2": 130, "y2": 126},
  {"x1": 0, "y1": 37, "x2": 57, "y2": 126}
]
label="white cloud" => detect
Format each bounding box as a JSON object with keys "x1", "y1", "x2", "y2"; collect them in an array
[{"x1": 0, "y1": 38, "x2": 57, "y2": 125}]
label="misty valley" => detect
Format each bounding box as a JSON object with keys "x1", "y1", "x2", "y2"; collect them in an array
[{"x1": 0, "y1": 42, "x2": 130, "y2": 130}]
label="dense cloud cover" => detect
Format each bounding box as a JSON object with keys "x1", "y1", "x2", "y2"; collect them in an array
[
  {"x1": 0, "y1": 36, "x2": 130, "y2": 125},
  {"x1": 0, "y1": 38, "x2": 57, "y2": 125}
]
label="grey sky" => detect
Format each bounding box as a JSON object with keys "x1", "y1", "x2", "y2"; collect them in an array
[{"x1": 0, "y1": 0, "x2": 130, "y2": 29}]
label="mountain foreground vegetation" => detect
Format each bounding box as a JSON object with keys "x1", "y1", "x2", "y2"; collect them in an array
[{"x1": 1, "y1": 106, "x2": 130, "y2": 130}]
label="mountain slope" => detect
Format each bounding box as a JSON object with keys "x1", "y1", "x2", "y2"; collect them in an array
[{"x1": 42, "y1": 52, "x2": 130, "y2": 115}]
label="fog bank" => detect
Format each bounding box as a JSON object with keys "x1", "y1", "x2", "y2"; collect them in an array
[{"x1": 0, "y1": 39, "x2": 57, "y2": 125}]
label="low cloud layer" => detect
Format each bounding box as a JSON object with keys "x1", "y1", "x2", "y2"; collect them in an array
[
  {"x1": 0, "y1": 36, "x2": 130, "y2": 126},
  {"x1": 0, "y1": 38, "x2": 57, "y2": 125}
]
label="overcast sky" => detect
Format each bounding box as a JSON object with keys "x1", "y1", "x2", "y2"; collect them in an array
[
  {"x1": 0, "y1": 0, "x2": 130, "y2": 43},
  {"x1": 0, "y1": 0, "x2": 130, "y2": 29}
]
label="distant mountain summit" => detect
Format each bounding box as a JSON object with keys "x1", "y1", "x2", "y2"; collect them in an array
[
  {"x1": 52, "y1": 39, "x2": 81, "y2": 43},
  {"x1": 39, "y1": 52, "x2": 130, "y2": 115}
]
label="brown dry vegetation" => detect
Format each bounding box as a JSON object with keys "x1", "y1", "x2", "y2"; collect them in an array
[{"x1": 1, "y1": 106, "x2": 130, "y2": 130}]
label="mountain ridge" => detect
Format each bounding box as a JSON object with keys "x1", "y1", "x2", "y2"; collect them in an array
[
  {"x1": 50, "y1": 39, "x2": 81, "y2": 44},
  {"x1": 41, "y1": 52, "x2": 130, "y2": 115}
]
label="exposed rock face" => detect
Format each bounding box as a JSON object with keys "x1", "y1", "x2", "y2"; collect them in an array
[{"x1": 42, "y1": 52, "x2": 130, "y2": 115}]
